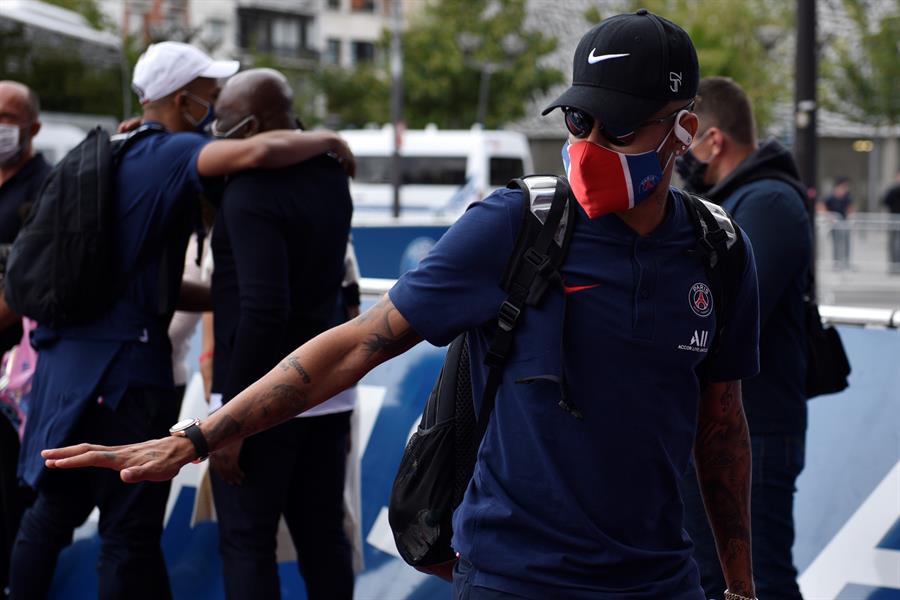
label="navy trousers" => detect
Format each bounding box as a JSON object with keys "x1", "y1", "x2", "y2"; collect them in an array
[
  {"x1": 211, "y1": 410, "x2": 353, "y2": 600},
  {"x1": 8, "y1": 386, "x2": 179, "y2": 600},
  {"x1": 682, "y1": 433, "x2": 806, "y2": 600}
]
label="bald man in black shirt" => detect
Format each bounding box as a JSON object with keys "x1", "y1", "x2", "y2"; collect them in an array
[{"x1": 207, "y1": 69, "x2": 354, "y2": 600}]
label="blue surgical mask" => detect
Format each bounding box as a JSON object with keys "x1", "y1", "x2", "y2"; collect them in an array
[{"x1": 181, "y1": 92, "x2": 216, "y2": 132}]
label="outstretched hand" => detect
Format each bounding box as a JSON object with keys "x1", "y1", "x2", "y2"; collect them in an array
[{"x1": 42, "y1": 436, "x2": 197, "y2": 483}]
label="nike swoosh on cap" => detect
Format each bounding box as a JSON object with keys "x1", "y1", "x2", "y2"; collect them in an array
[{"x1": 587, "y1": 50, "x2": 630, "y2": 64}]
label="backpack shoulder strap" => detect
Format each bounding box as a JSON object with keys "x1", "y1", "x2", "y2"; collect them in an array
[
  {"x1": 682, "y1": 192, "x2": 747, "y2": 364},
  {"x1": 486, "y1": 175, "x2": 575, "y2": 366},
  {"x1": 475, "y1": 176, "x2": 576, "y2": 436}
]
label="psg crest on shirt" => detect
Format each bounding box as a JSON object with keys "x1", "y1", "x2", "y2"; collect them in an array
[{"x1": 689, "y1": 282, "x2": 713, "y2": 317}]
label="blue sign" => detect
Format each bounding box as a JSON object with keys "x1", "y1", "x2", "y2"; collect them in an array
[{"x1": 45, "y1": 325, "x2": 900, "y2": 598}]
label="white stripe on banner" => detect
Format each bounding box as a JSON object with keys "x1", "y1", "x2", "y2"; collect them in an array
[
  {"x1": 619, "y1": 153, "x2": 634, "y2": 208},
  {"x1": 798, "y1": 460, "x2": 900, "y2": 597}
]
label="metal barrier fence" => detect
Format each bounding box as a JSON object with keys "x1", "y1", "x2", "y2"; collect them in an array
[
  {"x1": 816, "y1": 212, "x2": 900, "y2": 274},
  {"x1": 360, "y1": 277, "x2": 900, "y2": 329}
]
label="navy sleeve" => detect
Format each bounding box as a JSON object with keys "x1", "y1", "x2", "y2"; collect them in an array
[
  {"x1": 724, "y1": 182, "x2": 811, "y2": 325},
  {"x1": 220, "y1": 176, "x2": 293, "y2": 403},
  {"x1": 388, "y1": 189, "x2": 524, "y2": 347},
  {"x1": 159, "y1": 132, "x2": 213, "y2": 197},
  {"x1": 703, "y1": 228, "x2": 761, "y2": 383}
]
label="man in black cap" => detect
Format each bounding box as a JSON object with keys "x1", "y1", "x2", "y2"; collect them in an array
[{"x1": 41, "y1": 12, "x2": 760, "y2": 600}]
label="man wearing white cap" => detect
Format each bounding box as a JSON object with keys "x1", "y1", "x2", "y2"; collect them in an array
[{"x1": 9, "y1": 42, "x2": 354, "y2": 600}]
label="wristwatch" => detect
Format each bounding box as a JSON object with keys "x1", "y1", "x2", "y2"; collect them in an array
[
  {"x1": 724, "y1": 590, "x2": 758, "y2": 600},
  {"x1": 169, "y1": 418, "x2": 210, "y2": 463}
]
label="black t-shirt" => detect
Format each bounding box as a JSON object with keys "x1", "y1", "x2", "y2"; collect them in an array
[
  {"x1": 0, "y1": 153, "x2": 50, "y2": 244},
  {"x1": 884, "y1": 183, "x2": 900, "y2": 214},
  {"x1": 211, "y1": 154, "x2": 352, "y2": 402},
  {"x1": 0, "y1": 153, "x2": 51, "y2": 353}
]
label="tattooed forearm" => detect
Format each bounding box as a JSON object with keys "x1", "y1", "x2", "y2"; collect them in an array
[
  {"x1": 280, "y1": 355, "x2": 312, "y2": 384},
  {"x1": 694, "y1": 380, "x2": 754, "y2": 596},
  {"x1": 360, "y1": 297, "x2": 419, "y2": 358},
  {"x1": 205, "y1": 415, "x2": 244, "y2": 449}
]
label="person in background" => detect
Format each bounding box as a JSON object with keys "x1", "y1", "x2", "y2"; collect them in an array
[
  {"x1": 206, "y1": 68, "x2": 355, "y2": 600},
  {"x1": 882, "y1": 173, "x2": 900, "y2": 273},
  {"x1": 9, "y1": 42, "x2": 354, "y2": 600},
  {"x1": 0, "y1": 80, "x2": 50, "y2": 595},
  {"x1": 676, "y1": 76, "x2": 812, "y2": 600},
  {"x1": 168, "y1": 228, "x2": 214, "y2": 402},
  {"x1": 820, "y1": 176, "x2": 855, "y2": 269}
]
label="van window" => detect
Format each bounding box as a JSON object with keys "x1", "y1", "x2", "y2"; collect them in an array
[
  {"x1": 354, "y1": 156, "x2": 467, "y2": 185},
  {"x1": 490, "y1": 157, "x2": 525, "y2": 186},
  {"x1": 403, "y1": 157, "x2": 466, "y2": 185}
]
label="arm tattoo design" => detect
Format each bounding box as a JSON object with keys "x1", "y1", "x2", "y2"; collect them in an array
[
  {"x1": 694, "y1": 380, "x2": 754, "y2": 594},
  {"x1": 360, "y1": 297, "x2": 417, "y2": 357},
  {"x1": 280, "y1": 355, "x2": 312, "y2": 384},
  {"x1": 205, "y1": 414, "x2": 243, "y2": 449}
]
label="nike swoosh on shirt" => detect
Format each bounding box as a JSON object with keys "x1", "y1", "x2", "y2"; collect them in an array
[
  {"x1": 587, "y1": 50, "x2": 630, "y2": 64},
  {"x1": 563, "y1": 283, "x2": 601, "y2": 295}
]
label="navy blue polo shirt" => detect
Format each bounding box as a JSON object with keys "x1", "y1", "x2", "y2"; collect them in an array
[
  {"x1": 102, "y1": 124, "x2": 214, "y2": 394},
  {"x1": 19, "y1": 126, "x2": 212, "y2": 487},
  {"x1": 389, "y1": 187, "x2": 759, "y2": 599}
]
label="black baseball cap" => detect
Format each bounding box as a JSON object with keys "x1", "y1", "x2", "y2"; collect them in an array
[{"x1": 543, "y1": 9, "x2": 699, "y2": 136}]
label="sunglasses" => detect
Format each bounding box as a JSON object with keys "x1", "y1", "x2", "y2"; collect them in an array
[{"x1": 563, "y1": 102, "x2": 694, "y2": 147}]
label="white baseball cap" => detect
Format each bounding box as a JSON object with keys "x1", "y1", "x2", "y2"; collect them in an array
[{"x1": 132, "y1": 41, "x2": 240, "y2": 104}]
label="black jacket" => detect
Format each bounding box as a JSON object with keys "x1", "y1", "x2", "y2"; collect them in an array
[
  {"x1": 211, "y1": 154, "x2": 352, "y2": 403},
  {"x1": 708, "y1": 140, "x2": 812, "y2": 433}
]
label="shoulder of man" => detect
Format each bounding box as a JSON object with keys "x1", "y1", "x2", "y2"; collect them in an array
[{"x1": 117, "y1": 128, "x2": 209, "y2": 161}]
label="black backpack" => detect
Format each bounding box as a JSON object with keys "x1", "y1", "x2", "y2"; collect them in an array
[
  {"x1": 5, "y1": 124, "x2": 164, "y2": 327},
  {"x1": 387, "y1": 177, "x2": 746, "y2": 577}
]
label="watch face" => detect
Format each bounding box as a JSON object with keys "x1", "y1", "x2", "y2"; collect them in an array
[{"x1": 169, "y1": 418, "x2": 197, "y2": 434}]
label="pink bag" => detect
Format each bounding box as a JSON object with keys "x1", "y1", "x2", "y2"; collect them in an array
[{"x1": 0, "y1": 318, "x2": 38, "y2": 440}]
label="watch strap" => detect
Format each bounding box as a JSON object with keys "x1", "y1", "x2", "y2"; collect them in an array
[{"x1": 183, "y1": 422, "x2": 209, "y2": 461}]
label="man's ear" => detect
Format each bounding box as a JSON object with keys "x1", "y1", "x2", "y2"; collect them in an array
[
  {"x1": 173, "y1": 91, "x2": 188, "y2": 111},
  {"x1": 245, "y1": 117, "x2": 260, "y2": 138},
  {"x1": 707, "y1": 127, "x2": 725, "y2": 158},
  {"x1": 28, "y1": 120, "x2": 41, "y2": 140}
]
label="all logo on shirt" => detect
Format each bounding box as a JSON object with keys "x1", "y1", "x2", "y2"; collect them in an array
[
  {"x1": 678, "y1": 329, "x2": 709, "y2": 353},
  {"x1": 688, "y1": 282, "x2": 713, "y2": 317}
]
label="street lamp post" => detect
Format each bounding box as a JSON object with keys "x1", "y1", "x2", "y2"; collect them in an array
[
  {"x1": 457, "y1": 32, "x2": 524, "y2": 127},
  {"x1": 389, "y1": 0, "x2": 404, "y2": 218}
]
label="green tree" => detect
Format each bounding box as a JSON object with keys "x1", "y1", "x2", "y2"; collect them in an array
[
  {"x1": 823, "y1": 0, "x2": 900, "y2": 126},
  {"x1": 588, "y1": 1, "x2": 794, "y2": 133},
  {"x1": 42, "y1": 0, "x2": 111, "y2": 30},
  {"x1": 0, "y1": 21, "x2": 124, "y2": 118},
  {"x1": 318, "y1": 0, "x2": 563, "y2": 130},
  {"x1": 315, "y1": 64, "x2": 390, "y2": 128}
]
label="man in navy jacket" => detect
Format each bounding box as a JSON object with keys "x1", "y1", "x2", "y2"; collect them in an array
[{"x1": 677, "y1": 76, "x2": 812, "y2": 600}]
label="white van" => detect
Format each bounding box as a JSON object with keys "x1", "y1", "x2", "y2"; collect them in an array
[
  {"x1": 340, "y1": 124, "x2": 533, "y2": 218},
  {"x1": 32, "y1": 112, "x2": 119, "y2": 164}
]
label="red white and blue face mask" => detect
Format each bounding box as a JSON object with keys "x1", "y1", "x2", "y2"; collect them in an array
[{"x1": 562, "y1": 127, "x2": 676, "y2": 219}]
